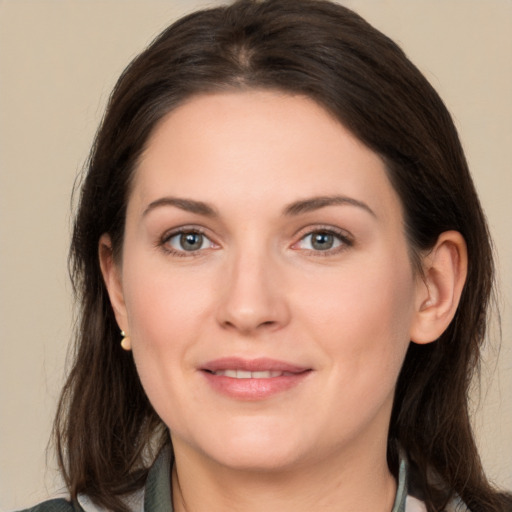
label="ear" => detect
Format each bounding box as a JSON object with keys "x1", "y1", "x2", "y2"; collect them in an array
[
  {"x1": 410, "y1": 231, "x2": 468, "y2": 344},
  {"x1": 99, "y1": 234, "x2": 129, "y2": 339}
]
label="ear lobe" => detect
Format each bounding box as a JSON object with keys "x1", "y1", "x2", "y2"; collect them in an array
[
  {"x1": 410, "y1": 231, "x2": 468, "y2": 344},
  {"x1": 99, "y1": 233, "x2": 128, "y2": 333}
]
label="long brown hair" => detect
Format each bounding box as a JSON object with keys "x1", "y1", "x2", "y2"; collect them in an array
[{"x1": 56, "y1": 1, "x2": 510, "y2": 510}]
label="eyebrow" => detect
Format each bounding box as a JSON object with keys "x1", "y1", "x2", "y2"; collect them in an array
[
  {"x1": 283, "y1": 195, "x2": 376, "y2": 217},
  {"x1": 142, "y1": 194, "x2": 375, "y2": 218},
  {"x1": 143, "y1": 197, "x2": 218, "y2": 217}
]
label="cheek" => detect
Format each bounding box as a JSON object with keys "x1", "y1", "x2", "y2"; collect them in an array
[
  {"x1": 122, "y1": 272, "x2": 205, "y2": 433},
  {"x1": 120, "y1": 257, "x2": 213, "y2": 402},
  {"x1": 297, "y1": 251, "x2": 416, "y2": 378},
  {"x1": 123, "y1": 253, "x2": 212, "y2": 343}
]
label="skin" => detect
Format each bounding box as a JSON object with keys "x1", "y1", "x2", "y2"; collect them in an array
[{"x1": 100, "y1": 90, "x2": 467, "y2": 512}]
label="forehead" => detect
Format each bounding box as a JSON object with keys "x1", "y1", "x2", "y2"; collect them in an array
[{"x1": 132, "y1": 90, "x2": 402, "y2": 221}]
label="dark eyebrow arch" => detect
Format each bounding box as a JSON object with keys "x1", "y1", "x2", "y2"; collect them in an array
[
  {"x1": 143, "y1": 197, "x2": 218, "y2": 217},
  {"x1": 283, "y1": 195, "x2": 376, "y2": 217}
]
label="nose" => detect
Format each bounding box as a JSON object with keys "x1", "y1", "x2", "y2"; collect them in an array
[{"x1": 215, "y1": 247, "x2": 291, "y2": 335}]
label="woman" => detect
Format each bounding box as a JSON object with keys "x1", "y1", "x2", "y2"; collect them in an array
[{"x1": 23, "y1": 0, "x2": 511, "y2": 511}]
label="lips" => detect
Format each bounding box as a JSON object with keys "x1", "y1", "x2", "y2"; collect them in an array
[{"x1": 200, "y1": 357, "x2": 311, "y2": 400}]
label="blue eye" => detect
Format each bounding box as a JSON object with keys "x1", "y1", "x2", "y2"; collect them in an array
[
  {"x1": 296, "y1": 230, "x2": 348, "y2": 252},
  {"x1": 165, "y1": 231, "x2": 212, "y2": 253}
]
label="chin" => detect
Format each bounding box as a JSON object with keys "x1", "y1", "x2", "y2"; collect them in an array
[
  {"x1": 181, "y1": 422, "x2": 308, "y2": 473},
  {"x1": 210, "y1": 444, "x2": 304, "y2": 473}
]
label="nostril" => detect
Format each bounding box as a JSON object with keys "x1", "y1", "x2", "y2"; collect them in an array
[{"x1": 220, "y1": 318, "x2": 277, "y2": 333}]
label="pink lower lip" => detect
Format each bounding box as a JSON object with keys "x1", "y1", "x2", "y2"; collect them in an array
[{"x1": 201, "y1": 370, "x2": 311, "y2": 400}]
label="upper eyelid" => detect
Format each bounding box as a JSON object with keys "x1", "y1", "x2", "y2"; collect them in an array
[
  {"x1": 161, "y1": 225, "x2": 209, "y2": 240},
  {"x1": 293, "y1": 224, "x2": 353, "y2": 241}
]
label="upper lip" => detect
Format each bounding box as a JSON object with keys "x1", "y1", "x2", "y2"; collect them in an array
[{"x1": 201, "y1": 357, "x2": 310, "y2": 374}]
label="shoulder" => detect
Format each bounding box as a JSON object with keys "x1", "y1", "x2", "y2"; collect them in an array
[
  {"x1": 406, "y1": 495, "x2": 427, "y2": 511},
  {"x1": 17, "y1": 498, "x2": 81, "y2": 512}
]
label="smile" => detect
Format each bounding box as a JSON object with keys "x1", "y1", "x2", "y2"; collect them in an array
[{"x1": 201, "y1": 357, "x2": 311, "y2": 400}]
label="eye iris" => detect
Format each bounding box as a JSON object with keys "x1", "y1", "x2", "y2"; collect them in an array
[
  {"x1": 311, "y1": 232, "x2": 334, "y2": 250},
  {"x1": 180, "y1": 232, "x2": 203, "y2": 251}
]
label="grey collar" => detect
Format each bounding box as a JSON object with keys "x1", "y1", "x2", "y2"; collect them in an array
[
  {"x1": 78, "y1": 444, "x2": 413, "y2": 511},
  {"x1": 143, "y1": 445, "x2": 410, "y2": 512}
]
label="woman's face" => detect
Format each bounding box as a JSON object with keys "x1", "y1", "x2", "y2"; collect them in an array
[{"x1": 107, "y1": 90, "x2": 426, "y2": 472}]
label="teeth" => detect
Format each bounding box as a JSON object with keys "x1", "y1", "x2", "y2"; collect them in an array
[
  {"x1": 213, "y1": 370, "x2": 285, "y2": 378},
  {"x1": 252, "y1": 371, "x2": 272, "y2": 378},
  {"x1": 253, "y1": 371, "x2": 283, "y2": 378}
]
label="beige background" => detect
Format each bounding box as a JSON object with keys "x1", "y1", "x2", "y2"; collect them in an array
[{"x1": 0, "y1": 0, "x2": 511, "y2": 509}]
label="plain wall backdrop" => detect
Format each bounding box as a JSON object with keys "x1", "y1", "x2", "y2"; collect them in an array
[{"x1": 0, "y1": 0, "x2": 511, "y2": 509}]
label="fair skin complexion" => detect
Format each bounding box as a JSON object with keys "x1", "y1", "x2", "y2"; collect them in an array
[{"x1": 100, "y1": 90, "x2": 467, "y2": 512}]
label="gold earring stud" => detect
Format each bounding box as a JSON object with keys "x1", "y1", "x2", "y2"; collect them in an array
[{"x1": 120, "y1": 330, "x2": 132, "y2": 351}]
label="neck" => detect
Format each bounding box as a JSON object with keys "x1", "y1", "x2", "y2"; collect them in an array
[{"x1": 171, "y1": 439, "x2": 397, "y2": 512}]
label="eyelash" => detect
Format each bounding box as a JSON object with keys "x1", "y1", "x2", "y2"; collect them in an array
[
  {"x1": 158, "y1": 225, "x2": 353, "y2": 257},
  {"x1": 292, "y1": 226, "x2": 353, "y2": 256},
  {"x1": 159, "y1": 227, "x2": 216, "y2": 257}
]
